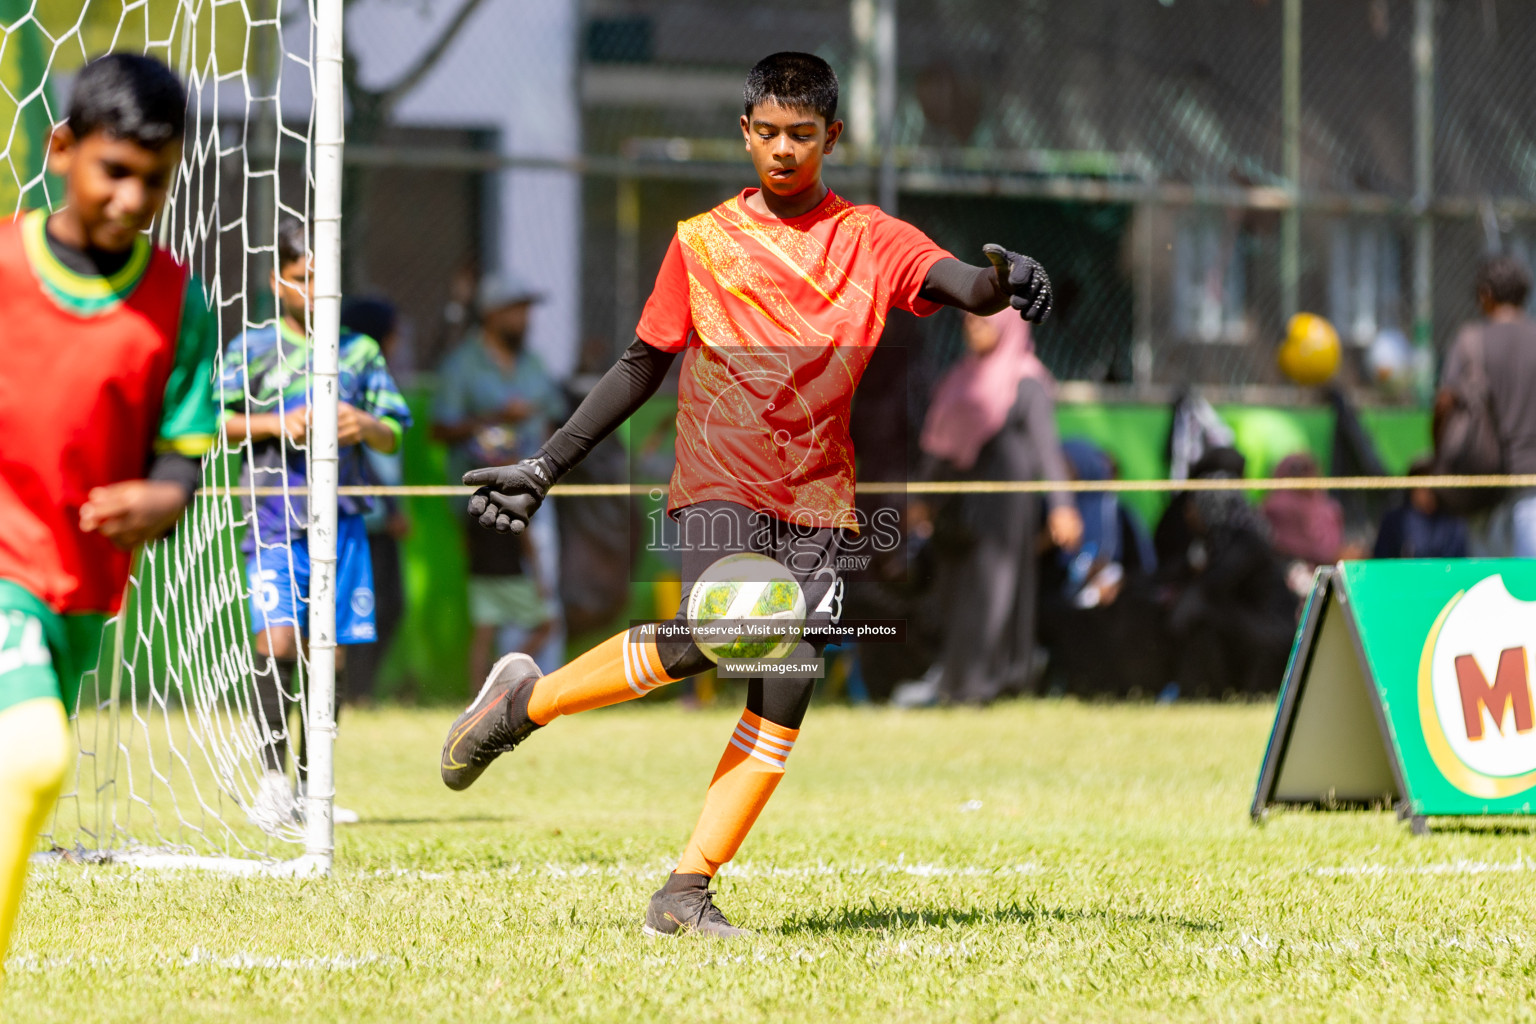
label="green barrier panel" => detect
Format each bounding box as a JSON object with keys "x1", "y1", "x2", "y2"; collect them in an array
[
  {"x1": 1053, "y1": 404, "x2": 1172, "y2": 524},
  {"x1": 388, "y1": 391, "x2": 1432, "y2": 701},
  {"x1": 1054, "y1": 402, "x2": 1429, "y2": 525},
  {"x1": 1254, "y1": 560, "x2": 1536, "y2": 832},
  {"x1": 384, "y1": 386, "x2": 470, "y2": 701},
  {"x1": 1050, "y1": 402, "x2": 1425, "y2": 524},
  {"x1": 1221, "y1": 406, "x2": 1330, "y2": 479},
  {"x1": 1357, "y1": 407, "x2": 1435, "y2": 475}
]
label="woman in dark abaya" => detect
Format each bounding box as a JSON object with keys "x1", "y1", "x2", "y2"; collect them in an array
[
  {"x1": 1154, "y1": 448, "x2": 1296, "y2": 697},
  {"x1": 1037, "y1": 439, "x2": 1166, "y2": 699},
  {"x1": 918, "y1": 309, "x2": 1081, "y2": 704}
]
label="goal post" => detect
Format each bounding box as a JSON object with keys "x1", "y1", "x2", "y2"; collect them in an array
[
  {"x1": 4, "y1": 0, "x2": 345, "y2": 874},
  {"x1": 303, "y1": 0, "x2": 346, "y2": 871}
]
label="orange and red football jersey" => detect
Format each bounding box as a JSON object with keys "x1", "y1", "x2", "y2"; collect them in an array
[{"x1": 636, "y1": 189, "x2": 951, "y2": 531}]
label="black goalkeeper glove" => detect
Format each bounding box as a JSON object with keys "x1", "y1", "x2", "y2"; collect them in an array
[
  {"x1": 463, "y1": 456, "x2": 555, "y2": 536},
  {"x1": 983, "y1": 243, "x2": 1053, "y2": 323}
]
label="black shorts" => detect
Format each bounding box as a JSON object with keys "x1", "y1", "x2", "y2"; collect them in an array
[{"x1": 674, "y1": 501, "x2": 848, "y2": 644}]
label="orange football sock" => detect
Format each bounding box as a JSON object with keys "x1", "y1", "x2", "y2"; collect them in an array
[
  {"x1": 675, "y1": 711, "x2": 798, "y2": 877},
  {"x1": 526, "y1": 628, "x2": 680, "y2": 725}
]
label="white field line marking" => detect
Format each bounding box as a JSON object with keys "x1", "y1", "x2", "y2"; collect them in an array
[
  {"x1": 724, "y1": 857, "x2": 1040, "y2": 879},
  {"x1": 663, "y1": 932, "x2": 1534, "y2": 971},
  {"x1": 5, "y1": 949, "x2": 398, "y2": 973},
  {"x1": 1192, "y1": 931, "x2": 1527, "y2": 960},
  {"x1": 1311, "y1": 854, "x2": 1536, "y2": 877},
  {"x1": 655, "y1": 941, "x2": 988, "y2": 970},
  {"x1": 653, "y1": 949, "x2": 835, "y2": 969},
  {"x1": 181, "y1": 947, "x2": 400, "y2": 970},
  {"x1": 365, "y1": 866, "x2": 452, "y2": 880},
  {"x1": 4, "y1": 954, "x2": 120, "y2": 972},
  {"x1": 30, "y1": 856, "x2": 1042, "y2": 885},
  {"x1": 358, "y1": 858, "x2": 1042, "y2": 882},
  {"x1": 30, "y1": 850, "x2": 327, "y2": 877},
  {"x1": 51, "y1": 855, "x2": 1532, "y2": 886}
]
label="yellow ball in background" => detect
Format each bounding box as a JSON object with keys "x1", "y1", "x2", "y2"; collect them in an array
[{"x1": 1277, "y1": 313, "x2": 1341, "y2": 386}]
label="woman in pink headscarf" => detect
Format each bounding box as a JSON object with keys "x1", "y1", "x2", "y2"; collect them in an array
[
  {"x1": 916, "y1": 309, "x2": 1081, "y2": 704},
  {"x1": 1261, "y1": 452, "x2": 1344, "y2": 568},
  {"x1": 921, "y1": 308, "x2": 1054, "y2": 469}
]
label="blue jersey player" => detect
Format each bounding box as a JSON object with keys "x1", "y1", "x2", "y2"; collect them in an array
[{"x1": 221, "y1": 217, "x2": 413, "y2": 832}]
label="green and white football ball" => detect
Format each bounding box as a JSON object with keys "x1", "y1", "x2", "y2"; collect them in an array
[{"x1": 686, "y1": 552, "x2": 807, "y2": 663}]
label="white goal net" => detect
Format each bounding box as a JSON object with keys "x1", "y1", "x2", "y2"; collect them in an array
[{"x1": 2, "y1": 0, "x2": 341, "y2": 871}]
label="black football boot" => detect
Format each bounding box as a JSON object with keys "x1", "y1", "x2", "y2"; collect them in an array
[
  {"x1": 439, "y1": 653, "x2": 543, "y2": 791},
  {"x1": 642, "y1": 872, "x2": 750, "y2": 938}
]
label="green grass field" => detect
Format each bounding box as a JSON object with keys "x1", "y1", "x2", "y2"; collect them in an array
[{"x1": 7, "y1": 700, "x2": 1536, "y2": 1023}]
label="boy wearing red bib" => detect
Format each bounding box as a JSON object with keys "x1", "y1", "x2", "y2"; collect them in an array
[
  {"x1": 0, "y1": 55, "x2": 217, "y2": 978},
  {"x1": 440, "y1": 52, "x2": 1052, "y2": 937}
]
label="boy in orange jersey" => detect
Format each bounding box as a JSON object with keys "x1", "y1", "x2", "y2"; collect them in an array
[
  {"x1": 0, "y1": 54, "x2": 218, "y2": 977},
  {"x1": 440, "y1": 52, "x2": 1053, "y2": 937}
]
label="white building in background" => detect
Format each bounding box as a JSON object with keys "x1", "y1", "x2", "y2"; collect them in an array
[{"x1": 344, "y1": 0, "x2": 582, "y2": 377}]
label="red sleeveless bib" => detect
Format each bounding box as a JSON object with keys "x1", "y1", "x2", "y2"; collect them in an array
[{"x1": 0, "y1": 216, "x2": 189, "y2": 615}]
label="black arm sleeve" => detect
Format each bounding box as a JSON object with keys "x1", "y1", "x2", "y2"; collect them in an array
[
  {"x1": 147, "y1": 451, "x2": 203, "y2": 502},
  {"x1": 539, "y1": 336, "x2": 678, "y2": 478},
  {"x1": 917, "y1": 257, "x2": 1009, "y2": 315}
]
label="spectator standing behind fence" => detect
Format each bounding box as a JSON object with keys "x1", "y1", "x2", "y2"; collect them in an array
[
  {"x1": 222, "y1": 218, "x2": 413, "y2": 832},
  {"x1": 1261, "y1": 452, "x2": 1344, "y2": 595},
  {"x1": 341, "y1": 296, "x2": 409, "y2": 705},
  {"x1": 432, "y1": 274, "x2": 564, "y2": 693},
  {"x1": 1436, "y1": 256, "x2": 1536, "y2": 556},
  {"x1": 917, "y1": 309, "x2": 1081, "y2": 704}
]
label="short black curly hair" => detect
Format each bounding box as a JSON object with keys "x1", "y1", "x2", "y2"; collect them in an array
[
  {"x1": 743, "y1": 52, "x2": 839, "y2": 124},
  {"x1": 67, "y1": 53, "x2": 186, "y2": 149},
  {"x1": 276, "y1": 216, "x2": 308, "y2": 269},
  {"x1": 1475, "y1": 254, "x2": 1533, "y2": 309}
]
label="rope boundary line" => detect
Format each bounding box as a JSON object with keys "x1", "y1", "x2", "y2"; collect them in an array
[{"x1": 208, "y1": 475, "x2": 1536, "y2": 498}]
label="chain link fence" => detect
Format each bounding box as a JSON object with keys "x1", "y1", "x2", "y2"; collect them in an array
[
  {"x1": 8, "y1": 1, "x2": 1528, "y2": 392},
  {"x1": 326, "y1": 0, "x2": 1536, "y2": 400}
]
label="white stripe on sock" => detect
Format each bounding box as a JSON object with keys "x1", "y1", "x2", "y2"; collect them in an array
[
  {"x1": 639, "y1": 639, "x2": 667, "y2": 687},
  {"x1": 729, "y1": 717, "x2": 795, "y2": 770},
  {"x1": 728, "y1": 734, "x2": 785, "y2": 769},
  {"x1": 623, "y1": 636, "x2": 648, "y2": 696},
  {"x1": 624, "y1": 635, "x2": 665, "y2": 696},
  {"x1": 735, "y1": 718, "x2": 794, "y2": 755}
]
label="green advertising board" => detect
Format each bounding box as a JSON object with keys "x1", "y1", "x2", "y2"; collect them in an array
[{"x1": 1254, "y1": 560, "x2": 1536, "y2": 831}]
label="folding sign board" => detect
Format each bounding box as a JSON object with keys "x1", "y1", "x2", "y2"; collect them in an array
[{"x1": 1253, "y1": 560, "x2": 1536, "y2": 831}]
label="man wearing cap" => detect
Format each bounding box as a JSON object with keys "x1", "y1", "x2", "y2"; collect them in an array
[{"x1": 433, "y1": 273, "x2": 565, "y2": 691}]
